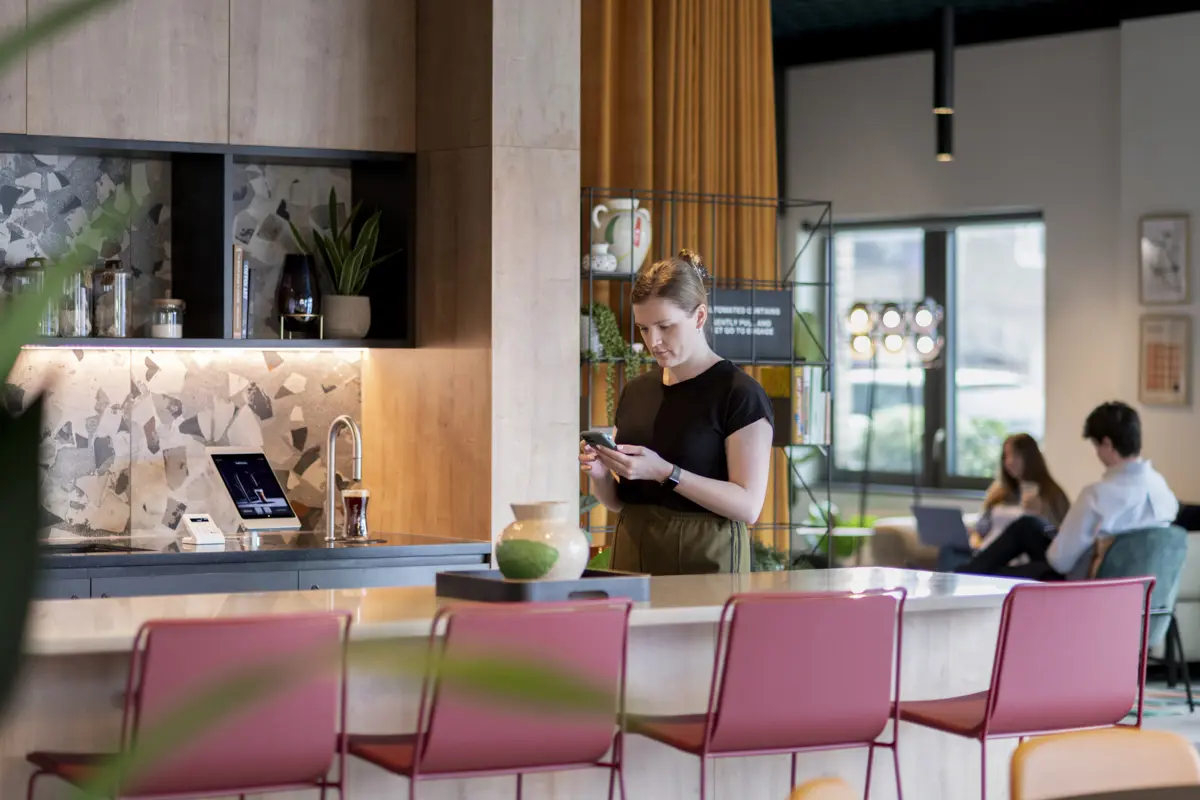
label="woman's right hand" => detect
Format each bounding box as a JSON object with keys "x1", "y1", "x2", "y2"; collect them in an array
[{"x1": 579, "y1": 442, "x2": 609, "y2": 480}]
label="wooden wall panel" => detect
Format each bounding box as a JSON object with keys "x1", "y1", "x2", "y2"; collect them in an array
[
  {"x1": 0, "y1": 0, "x2": 25, "y2": 134},
  {"x1": 230, "y1": 0, "x2": 416, "y2": 152},
  {"x1": 416, "y1": 0, "x2": 490, "y2": 152},
  {"x1": 27, "y1": 0, "x2": 228, "y2": 142},
  {"x1": 362, "y1": 348, "x2": 491, "y2": 540}
]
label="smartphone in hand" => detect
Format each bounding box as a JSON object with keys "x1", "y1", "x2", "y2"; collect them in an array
[{"x1": 581, "y1": 430, "x2": 618, "y2": 450}]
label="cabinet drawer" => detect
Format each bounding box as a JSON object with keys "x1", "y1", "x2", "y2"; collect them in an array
[
  {"x1": 300, "y1": 564, "x2": 487, "y2": 591},
  {"x1": 91, "y1": 571, "x2": 298, "y2": 598},
  {"x1": 36, "y1": 577, "x2": 90, "y2": 600}
]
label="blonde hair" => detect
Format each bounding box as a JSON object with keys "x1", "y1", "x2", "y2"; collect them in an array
[{"x1": 631, "y1": 248, "x2": 710, "y2": 313}]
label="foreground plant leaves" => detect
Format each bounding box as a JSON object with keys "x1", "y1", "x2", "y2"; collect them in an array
[
  {"x1": 0, "y1": 397, "x2": 42, "y2": 718},
  {"x1": 71, "y1": 637, "x2": 615, "y2": 798}
]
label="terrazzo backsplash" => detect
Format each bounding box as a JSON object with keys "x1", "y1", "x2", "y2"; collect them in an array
[{"x1": 8, "y1": 348, "x2": 362, "y2": 537}]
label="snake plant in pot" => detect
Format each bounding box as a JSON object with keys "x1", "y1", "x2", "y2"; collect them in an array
[{"x1": 287, "y1": 187, "x2": 399, "y2": 339}]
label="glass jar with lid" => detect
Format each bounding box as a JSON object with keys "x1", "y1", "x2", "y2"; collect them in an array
[
  {"x1": 9, "y1": 257, "x2": 59, "y2": 337},
  {"x1": 151, "y1": 298, "x2": 185, "y2": 338},
  {"x1": 92, "y1": 259, "x2": 129, "y2": 338},
  {"x1": 59, "y1": 265, "x2": 93, "y2": 337}
]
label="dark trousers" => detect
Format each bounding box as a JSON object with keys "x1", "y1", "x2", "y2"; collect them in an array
[{"x1": 955, "y1": 515, "x2": 1065, "y2": 581}]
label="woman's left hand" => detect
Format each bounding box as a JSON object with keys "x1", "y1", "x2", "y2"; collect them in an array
[{"x1": 596, "y1": 444, "x2": 673, "y2": 482}]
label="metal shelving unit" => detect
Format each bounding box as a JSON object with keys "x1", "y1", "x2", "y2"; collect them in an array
[{"x1": 579, "y1": 187, "x2": 836, "y2": 567}]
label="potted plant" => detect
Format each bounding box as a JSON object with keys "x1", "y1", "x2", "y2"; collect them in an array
[{"x1": 287, "y1": 188, "x2": 399, "y2": 339}]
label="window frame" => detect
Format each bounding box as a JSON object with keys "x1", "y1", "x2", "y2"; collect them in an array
[{"x1": 829, "y1": 211, "x2": 1045, "y2": 492}]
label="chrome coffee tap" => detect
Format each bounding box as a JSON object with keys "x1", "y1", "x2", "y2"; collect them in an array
[{"x1": 326, "y1": 415, "x2": 362, "y2": 542}]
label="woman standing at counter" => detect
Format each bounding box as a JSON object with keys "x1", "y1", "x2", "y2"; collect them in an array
[{"x1": 579, "y1": 249, "x2": 774, "y2": 575}]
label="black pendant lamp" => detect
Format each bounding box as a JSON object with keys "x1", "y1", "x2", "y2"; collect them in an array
[{"x1": 934, "y1": 5, "x2": 954, "y2": 161}]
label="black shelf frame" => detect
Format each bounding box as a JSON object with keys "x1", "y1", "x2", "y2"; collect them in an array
[
  {"x1": 0, "y1": 133, "x2": 415, "y2": 349},
  {"x1": 579, "y1": 187, "x2": 836, "y2": 566}
]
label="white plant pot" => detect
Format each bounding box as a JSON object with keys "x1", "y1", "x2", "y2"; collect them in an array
[
  {"x1": 496, "y1": 501, "x2": 589, "y2": 581},
  {"x1": 324, "y1": 295, "x2": 371, "y2": 339}
]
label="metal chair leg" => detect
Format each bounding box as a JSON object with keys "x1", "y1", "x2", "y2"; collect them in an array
[
  {"x1": 515, "y1": 772, "x2": 523, "y2": 800},
  {"x1": 700, "y1": 758, "x2": 707, "y2": 800},
  {"x1": 864, "y1": 744, "x2": 876, "y2": 799},
  {"x1": 791, "y1": 752, "x2": 798, "y2": 788},
  {"x1": 1170, "y1": 615, "x2": 1195, "y2": 713},
  {"x1": 892, "y1": 744, "x2": 904, "y2": 800},
  {"x1": 979, "y1": 739, "x2": 988, "y2": 800}
]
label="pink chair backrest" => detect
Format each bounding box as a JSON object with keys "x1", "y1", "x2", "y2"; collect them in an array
[
  {"x1": 706, "y1": 590, "x2": 904, "y2": 754},
  {"x1": 987, "y1": 578, "x2": 1152, "y2": 736},
  {"x1": 417, "y1": 600, "x2": 631, "y2": 775},
  {"x1": 125, "y1": 613, "x2": 348, "y2": 796}
]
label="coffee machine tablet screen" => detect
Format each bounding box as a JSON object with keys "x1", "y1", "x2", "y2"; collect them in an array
[{"x1": 209, "y1": 452, "x2": 297, "y2": 520}]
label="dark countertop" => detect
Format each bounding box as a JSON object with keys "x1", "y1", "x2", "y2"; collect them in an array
[{"x1": 40, "y1": 532, "x2": 491, "y2": 570}]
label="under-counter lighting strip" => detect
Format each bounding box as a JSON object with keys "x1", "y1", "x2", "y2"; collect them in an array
[{"x1": 21, "y1": 342, "x2": 368, "y2": 352}]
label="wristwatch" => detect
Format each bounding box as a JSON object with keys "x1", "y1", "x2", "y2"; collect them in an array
[{"x1": 661, "y1": 463, "x2": 682, "y2": 491}]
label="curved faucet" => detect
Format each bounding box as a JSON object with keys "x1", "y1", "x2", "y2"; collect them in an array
[{"x1": 326, "y1": 414, "x2": 362, "y2": 541}]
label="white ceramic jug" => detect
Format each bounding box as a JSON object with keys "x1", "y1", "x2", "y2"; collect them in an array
[{"x1": 591, "y1": 199, "x2": 652, "y2": 274}]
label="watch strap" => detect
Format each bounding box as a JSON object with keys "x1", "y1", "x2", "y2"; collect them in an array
[{"x1": 662, "y1": 463, "x2": 682, "y2": 490}]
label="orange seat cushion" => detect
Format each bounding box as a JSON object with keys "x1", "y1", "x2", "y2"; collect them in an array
[
  {"x1": 627, "y1": 713, "x2": 708, "y2": 754},
  {"x1": 345, "y1": 733, "x2": 417, "y2": 776},
  {"x1": 27, "y1": 751, "x2": 114, "y2": 788},
  {"x1": 899, "y1": 692, "x2": 989, "y2": 737}
]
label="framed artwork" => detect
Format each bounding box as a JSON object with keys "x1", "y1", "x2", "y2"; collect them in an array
[
  {"x1": 1140, "y1": 213, "x2": 1190, "y2": 304},
  {"x1": 1139, "y1": 314, "x2": 1191, "y2": 407}
]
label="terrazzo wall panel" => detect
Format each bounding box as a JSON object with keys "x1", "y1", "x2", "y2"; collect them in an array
[
  {"x1": 0, "y1": 153, "x2": 170, "y2": 336},
  {"x1": 10, "y1": 348, "x2": 362, "y2": 537},
  {"x1": 232, "y1": 164, "x2": 351, "y2": 338}
]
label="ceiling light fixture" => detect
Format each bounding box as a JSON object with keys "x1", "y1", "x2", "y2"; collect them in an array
[
  {"x1": 847, "y1": 303, "x2": 873, "y2": 335},
  {"x1": 933, "y1": 5, "x2": 954, "y2": 115}
]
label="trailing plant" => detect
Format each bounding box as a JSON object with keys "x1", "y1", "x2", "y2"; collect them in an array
[
  {"x1": 287, "y1": 187, "x2": 400, "y2": 296},
  {"x1": 583, "y1": 302, "x2": 655, "y2": 424}
]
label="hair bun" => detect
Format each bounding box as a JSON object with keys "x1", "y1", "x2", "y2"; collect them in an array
[{"x1": 678, "y1": 248, "x2": 709, "y2": 281}]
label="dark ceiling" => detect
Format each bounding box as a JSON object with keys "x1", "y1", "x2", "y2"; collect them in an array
[{"x1": 772, "y1": 0, "x2": 1200, "y2": 67}]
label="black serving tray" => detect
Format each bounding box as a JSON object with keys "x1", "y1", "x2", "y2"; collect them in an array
[{"x1": 435, "y1": 569, "x2": 650, "y2": 603}]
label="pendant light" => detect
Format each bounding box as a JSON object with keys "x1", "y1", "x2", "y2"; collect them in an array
[{"x1": 934, "y1": 5, "x2": 954, "y2": 161}]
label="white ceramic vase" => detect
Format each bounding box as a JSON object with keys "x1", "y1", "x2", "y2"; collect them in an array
[
  {"x1": 582, "y1": 242, "x2": 618, "y2": 274},
  {"x1": 496, "y1": 501, "x2": 589, "y2": 581},
  {"x1": 590, "y1": 199, "x2": 652, "y2": 274},
  {"x1": 323, "y1": 295, "x2": 371, "y2": 339}
]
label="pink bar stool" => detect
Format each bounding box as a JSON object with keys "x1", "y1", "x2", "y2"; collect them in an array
[
  {"x1": 345, "y1": 598, "x2": 633, "y2": 799},
  {"x1": 26, "y1": 611, "x2": 352, "y2": 800},
  {"x1": 898, "y1": 577, "x2": 1155, "y2": 800},
  {"x1": 629, "y1": 589, "x2": 907, "y2": 800}
]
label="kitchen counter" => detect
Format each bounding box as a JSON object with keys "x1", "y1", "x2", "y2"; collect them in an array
[
  {"x1": 11, "y1": 568, "x2": 1025, "y2": 799},
  {"x1": 40, "y1": 532, "x2": 491, "y2": 568},
  {"x1": 36, "y1": 532, "x2": 491, "y2": 599},
  {"x1": 25, "y1": 566, "x2": 1018, "y2": 655}
]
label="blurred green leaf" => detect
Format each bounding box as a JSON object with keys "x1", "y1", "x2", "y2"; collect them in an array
[
  {"x1": 0, "y1": 0, "x2": 123, "y2": 80},
  {"x1": 0, "y1": 397, "x2": 42, "y2": 719}
]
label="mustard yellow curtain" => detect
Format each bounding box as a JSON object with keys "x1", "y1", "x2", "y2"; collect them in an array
[{"x1": 581, "y1": 0, "x2": 791, "y2": 549}]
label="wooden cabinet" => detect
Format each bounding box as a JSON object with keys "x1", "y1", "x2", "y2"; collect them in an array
[
  {"x1": 36, "y1": 575, "x2": 89, "y2": 600},
  {"x1": 230, "y1": 0, "x2": 415, "y2": 152},
  {"x1": 0, "y1": 0, "x2": 25, "y2": 133},
  {"x1": 91, "y1": 571, "x2": 298, "y2": 599},
  {"x1": 26, "y1": 0, "x2": 229, "y2": 142}
]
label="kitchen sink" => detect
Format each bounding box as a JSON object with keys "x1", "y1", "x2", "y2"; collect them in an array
[{"x1": 41, "y1": 542, "x2": 155, "y2": 555}]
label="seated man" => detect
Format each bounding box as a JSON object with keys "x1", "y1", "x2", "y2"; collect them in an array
[{"x1": 957, "y1": 401, "x2": 1178, "y2": 580}]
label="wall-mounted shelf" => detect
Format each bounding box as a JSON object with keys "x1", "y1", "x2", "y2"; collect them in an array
[
  {"x1": 0, "y1": 134, "x2": 416, "y2": 350},
  {"x1": 22, "y1": 338, "x2": 400, "y2": 350}
]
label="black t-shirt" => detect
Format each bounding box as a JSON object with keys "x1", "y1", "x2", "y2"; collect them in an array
[{"x1": 614, "y1": 360, "x2": 774, "y2": 513}]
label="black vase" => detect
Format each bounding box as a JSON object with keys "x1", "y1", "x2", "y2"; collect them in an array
[{"x1": 277, "y1": 254, "x2": 322, "y2": 337}]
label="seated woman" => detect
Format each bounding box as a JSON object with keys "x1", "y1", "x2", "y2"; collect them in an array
[{"x1": 937, "y1": 433, "x2": 1070, "y2": 571}]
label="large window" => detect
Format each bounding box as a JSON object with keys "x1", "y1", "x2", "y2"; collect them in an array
[{"x1": 832, "y1": 216, "x2": 1046, "y2": 489}]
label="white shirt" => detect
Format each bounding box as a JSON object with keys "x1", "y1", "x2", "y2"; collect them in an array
[{"x1": 1046, "y1": 459, "x2": 1179, "y2": 578}]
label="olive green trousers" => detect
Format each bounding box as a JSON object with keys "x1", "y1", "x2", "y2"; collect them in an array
[{"x1": 610, "y1": 504, "x2": 750, "y2": 576}]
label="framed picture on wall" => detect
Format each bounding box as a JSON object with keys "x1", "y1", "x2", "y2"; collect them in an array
[
  {"x1": 1139, "y1": 314, "x2": 1191, "y2": 407},
  {"x1": 1140, "y1": 213, "x2": 1190, "y2": 304}
]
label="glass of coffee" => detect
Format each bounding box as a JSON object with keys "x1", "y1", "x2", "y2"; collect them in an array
[{"x1": 342, "y1": 488, "x2": 370, "y2": 539}]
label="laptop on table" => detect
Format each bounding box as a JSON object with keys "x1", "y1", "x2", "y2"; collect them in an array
[{"x1": 911, "y1": 505, "x2": 972, "y2": 549}]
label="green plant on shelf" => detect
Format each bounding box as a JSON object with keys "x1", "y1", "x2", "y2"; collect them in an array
[
  {"x1": 287, "y1": 187, "x2": 400, "y2": 296},
  {"x1": 583, "y1": 302, "x2": 655, "y2": 424}
]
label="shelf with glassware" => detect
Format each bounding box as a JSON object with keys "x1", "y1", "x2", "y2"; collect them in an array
[
  {"x1": 578, "y1": 187, "x2": 836, "y2": 568},
  {"x1": 0, "y1": 139, "x2": 414, "y2": 351}
]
